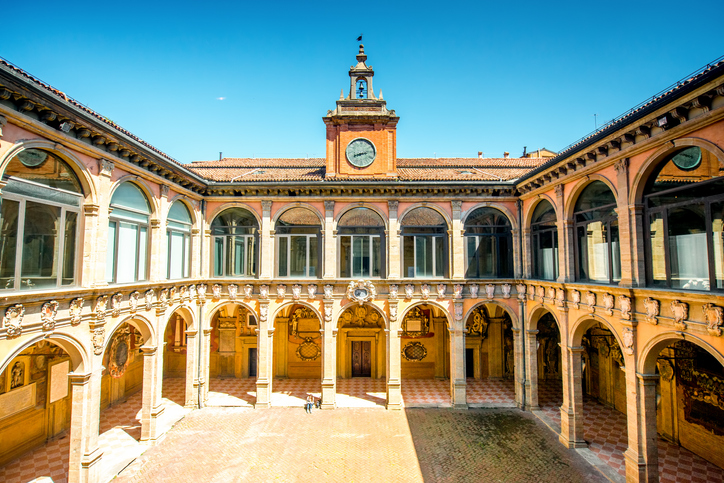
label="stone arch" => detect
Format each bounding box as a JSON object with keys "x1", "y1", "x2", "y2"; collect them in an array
[
  {"x1": 527, "y1": 304, "x2": 563, "y2": 335},
  {"x1": 463, "y1": 202, "x2": 519, "y2": 232},
  {"x1": 109, "y1": 175, "x2": 160, "y2": 217},
  {"x1": 269, "y1": 300, "x2": 323, "y2": 327},
  {"x1": 630, "y1": 137, "x2": 724, "y2": 204},
  {"x1": 523, "y1": 195, "x2": 559, "y2": 230},
  {"x1": 206, "y1": 202, "x2": 262, "y2": 227},
  {"x1": 564, "y1": 174, "x2": 618, "y2": 220},
  {"x1": 0, "y1": 139, "x2": 98, "y2": 205},
  {"x1": 337, "y1": 301, "x2": 389, "y2": 330},
  {"x1": 271, "y1": 202, "x2": 324, "y2": 226},
  {"x1": 164, "y1": 305, "x2": 197, "y2": 333},
  {"x1": 334, "y1": 203, "x2": 389, "y2": 229},
  {"x1": 400, "y1": 300, "x2": 453, "y2": 330},
  {"x1": 0, "y1": 332, "x2": 89, "y2": 375},
  {"x1": 206, "y1": 300, "x2": 258, "y2": 323},
  {"x1": 463, "y1": 300, "x2": 520, "y2": 330},
  {"x1": 569, "y1": 313, "x2": 624, "y2": 350},
  {"x1": 399, "y1": 203, "x2": 451, "y2": 229},
  {"x1": 103, "y1": 314, "x2": 156, "y2": 353},
  {"x1": 166, "y1": 195, "x2": 199, "y2": 226},
  {"x1": 638, "y1": 331, "x2": 724, "y2": 374}
]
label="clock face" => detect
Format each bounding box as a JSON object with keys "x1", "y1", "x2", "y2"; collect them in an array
[
  {"x1": 346, "y1": 138, "x2": 376, "y2": 168},
  {"x1": 671, "y1": 147, "x2": 702, "y2": 171}
]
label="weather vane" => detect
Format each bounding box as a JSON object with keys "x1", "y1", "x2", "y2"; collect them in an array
[{"x1": 356, "y1": 34, "x2": 363, "y2": 42}]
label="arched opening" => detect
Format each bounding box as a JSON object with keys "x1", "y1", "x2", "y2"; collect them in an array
[
  {"x1": 107, "y1": 182, "x2": 151, "y2": 284},
  {"x1": 166, "y1": 201, "x2": 192, "y2": 280},
  {"x1": 401, "y1": 207, "x2": 447, "y2": 278},
  {"x1": 465, "y1": 303, "x2": 516, "y2": 405},
  {"x1": 0, "y1": 148, "x2": 84, "y2": 290},
  {"x1": 335, "y1": 304, "x2": 387, "y2": 407},
  {"x1": 464, "y1": 207, "x2": 513, "y2": 278},
  {"x1": 356, "y1": 78, "x2": 367, "y2": 99},
  {"x1": 275, "y1": 208, "x2": 321, "y2": 278},
  {"x1": 399, "y1": 303, "x2": 452, "y2": 407},
  {"x1": 530, "y1": 200, "x2": 558, "y2": 280},
  {"x1": 534, "y1": 312, "x2": 563, "y2": 422},
  {"x1": 0, "y1": 340, "x2": 74, "y2": 482},
  {"x1": 271, "y1": 304, "x2": 322, "y2": 407},
  {"x1": 338, "y1": 207, "x2": 385, "y2": 278},
  {"x1": 206, "y1": 304, "x2": 257, "y2": 407},
  {"x1": 210, "y1": 207, "x2": 259, "y2": 278},
  {"x1": 644, "y1": 145, "x2": 724, "y2": 291},
  {"x1": 161, "y1": 309, "x2": 194, "y2": 408}
]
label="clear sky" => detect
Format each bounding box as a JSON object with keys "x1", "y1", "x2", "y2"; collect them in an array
[{"x1": 3, "y1": 1, "x2": 722, "y2": 163}]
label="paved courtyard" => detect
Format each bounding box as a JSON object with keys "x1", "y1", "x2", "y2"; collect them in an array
[{"x1": 114, "y1": 407, "x2": 604, "y2": 483}]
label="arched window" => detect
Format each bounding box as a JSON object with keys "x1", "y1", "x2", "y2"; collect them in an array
[
  {"x1": 338, "y1": 208, "x2": 384, "y2": 278},
  {"x1": 401, "y1": 207, "x2": 447, "y2": 278},
  {"x1": 166, "y1": 201, "x2": 192, "y2": 280},
  {"x1": 107, "y1": 182, "x2": 151, "y2": 284},
  {"x1": 464, "y1": 207, "x2": 513, "y2": 278},
  {"x1": 530, "y1": 201, "x2": 558, "y2": 280},
  {"x1": 0, "y1": 149, "x2": 83, "y2": 290},
  {"x1": 211, "y1": 207, "x2": 258, "y2": 277},
  {"x1": 574, "y1": 181, "x2": 620, "y2": 284},
  {"x1": 276, "y1": 207, "x2": 321, "y2": 278},
  {"x1": 645, "y1": 146, "x2": 724, "y2": 290}
]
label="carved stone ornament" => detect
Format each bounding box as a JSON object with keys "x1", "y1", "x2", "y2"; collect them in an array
[
  {"x1": 657, "y1": 359, "x2": 675, "y2": 382},
  {"x1": 179, "y1": 285, "x2": 188, "y2": 302},
  {"x1": 3, "y1": 304, "x2": 25, "y2": 338},
  {"x1": 402, "y1": 341, "x2": 428, "y2": 362},
  {"x1": 586, "y1": 292, "x2": 596, "y2": 313},
  {"x1": 188, "y1": 284, "x2": 197, "y2": 300},
  {"x1": 91, "y1": 327, "x2": 105, "y2": 355},
  {"x1": 296, "y1": 338, "x2": 321, "y2": 361},
  {"x1": 292, "y1": 284, "x2": 302, "y2": 300},
  {"x1": 346, "y1": 280, "x2": 376, "y2": 306},
  {"x1": 159, "y1": 289, "x2": 169, "y2": 306},
  {"x1": 644, "y1": 297, "x2": 659, "y2": 324},
  {"x1": 618, "y1": 295, "x2": 632, "y2": 320},
  {"x1": 389, "y1": 304, "x2": 398, "y2": 322},
  {"x1": 622, "y1": 327, "x2": 635, "y2": 356},
  {"x1": 671, "y1": 300, "x2": 688, "y2": 330},
  {"x1": 308, "y1": 284, "x2": 317, "y2": 299},
  {"x1": 516, "y1": 284, "x2": 526, "y2": 300},
  {"x1": 170, "y1": 286, "x2": 178, "y2": 302},
  {"x1": 469, "y1": 283, "x2": 479, "y2": 299},
  {"x1": 212, "y1": 284, "x2": 222, "y2": 300},
  {"x1": 486, "y1": 284, "x2": 495, "y2": 300},
  {"x1": 502, "y1": 284, "x2": 511, "y2": 299},
  {"x1": 405, "y1": 284, "x2": 415, "y2": 299},
  {"x1": 454, "y1": 303, "x2": 464, "y2": 321},
  {"x1": 324, "y1": 304, "x2": 333, "y2": 323},
  {"x1": 536, "y1": 286, "x2": 545, "y2": 300},
  {"x1": 437, "y1": 283, "x2": 447, "y2": 299},
  {"x1": 111, "y1": 293, "x2": 123, "y2": 317},
  {"x1": 95, "y1": 295, "x2": 109, "y2": 321},
  {"x1": 603, "y1": 293, "x2": 615, "y2": 316},
  {"x1": 556, "y1": 289, "x2": 565, "y2": 307},
  {"x1": 228, "y1": 284, "x2": 238, "y2": 300},
  {"x1": 528, "y1": 285, "x2": 535, "y2": 301},
  {"x1": 69, "y1": 298, "x2": 84, "y2": 326},
  {"x1": 389, "y1": 284, "x2": 399, "y2": 300},
  {"x1": 545, "y1": 287, "x2": 555, "y2": 302},
  {"x1": 129, "y1": 291, "x2": 140, "y2": 314},
  {"x1": 276, "y1": 284, "x2": 286, "y2": 298},
  {"x1": 244, "y1": 284, "x2": 253, "y2": 299},
  {"x1": 197, "y1": 284, "x2": 207, "y2": 301},
  {"x1": 453, "y1": 284, "x2": 463, "y2": 299},
  {"x1": 571, "y1": 290, "x2": 581, "y2": 309},
  {"x1": 260, "y1": 284, "x2": 270, "y2": 299},
  {"x1": 259, "y1": 304, "x2": 269, "y2": 323},
  {"x1": 323, "y1": 284, "x2": 333, "y2": 300},
  {"x1": 41, "y1": 300, "x2": 59, "y2": 331},
  {"x1": 421, "y1": 284, "x2": 430, "y2": 300},
  {"x1": 144, "y1": 290, "x2": 154, "y2": 311},
  {"x1": 703, "y1": 303, "x2": 724, "y2": 337}
]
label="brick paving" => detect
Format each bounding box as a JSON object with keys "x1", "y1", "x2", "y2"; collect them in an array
[{"x1": 114, "y1": 407, "x2": 606, "y2": 483}]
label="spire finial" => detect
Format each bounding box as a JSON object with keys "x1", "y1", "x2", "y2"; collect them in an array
[{"x1": 356, "y1": 44, "x2": 367, "y2": 63}]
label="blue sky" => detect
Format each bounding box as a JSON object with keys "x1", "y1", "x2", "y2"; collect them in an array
[{"x1": 3, "y1": 1, "x2": 722, "y2": 162}]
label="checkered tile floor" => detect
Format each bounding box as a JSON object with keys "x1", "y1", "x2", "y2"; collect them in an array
[
  {"x1": 401, "y1": 379, "x2": 451, "y2": 407},
  {"x1": 336, "y1": 378, "x2": 387, "y2": 407},
  {"x1": 466, "y1": 378, "x2": 516, "y2": 405},
  {"x1": 207, "y1": 377, "x2": 256, "y2": 407},
  {"x1": 161, "y1": 377, "x2": 186, "y2": 407}
]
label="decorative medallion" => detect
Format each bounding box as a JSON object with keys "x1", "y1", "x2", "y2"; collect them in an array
[
  {"x1": 486, "y1": 284, "x2": 496, "y2": 300},
  {"x1": 644, "y1": 297, "x2": 659, "y2": 324},
  {"x1": 129, "y1": 291, "x2": 140, "y2": 314},
  {"x1": 545, "y1": 286, "x2": 555, "y2": 302},
  {"x1": 466, "y1": 306, "x2": 490, "y2": 338},
  {"x1": 160, "y1": 289, "x2": 169, "y2": 306},
  {"x1": 189, "y1": 284, "x2": 197, "y2": 300},
  {"x1": 91, "y1": 327, "x2": 105, "y2": 355},
  {"x1": 420, "y1": 284, "x2": 430, "y2": 300},
  {"x1": 260, "y1": 284, "x2": 270, "y2": 299},
  {"x1": 323, "y1": 284, "x2": 333, "y2": 300},
  {"x1": 296, "y1": 338, "x2": 321, "y2": 361},
  {"x1": 212, "y1": 284, "x2": 222, "y2": 300},
  {"x1": 144, "y1": 290, "x2": 154, "y2": 311},
  {"x1": 69, "y1": 298, "x2": 84, "y2": 326},
  {"x1": 402, "y1": 342, "x2": 428, "y2": 362},
  {"x1": 622, "y1": 327, "x2": 635, "y2": 356},
  {"x1": 453, "y1": 284, "x2": 463, "y2": 299},
  {"x1": 292, "y1": 284, "x2": 302, "y2": 300},
  {"x1": 516, "y1": 284, "x2": 526, "y2": 300},
  {"x1": 41, "y1": 300, "x2": 59, "y2": 331},
  {"x1": 586, "y1": 292, "x2": 596, "y2": 313},
  {"x1": 170, "y1": 286, "x2": 178, "y2": 301},
  {"x1": 111, "y1": 293, "x2": 123, "y2": 317},
  {"x1": 243, "y1": 284, "x2": 253, "y2": 299},
  {"x1": 404, "y1": 284, "x2": 414, "y2": 299},
  {"x1": 228, "y1": 284, "x2": 238, "y2": 300},
  {"x1": 95, "y1": 295, "x2": 108, "y2": 321},
  {"x1": 437, "y1": 283, "x2": 447, "y2": 299},
  {"x1": 454, "y1": 303, "x2": 463, "y2": 321},
  {"x1": 469, "y1": 283, "x2": 479, "y2": 299},
  {"x1": 308, "y1": 284, "x2": 317, "y2": 299},
  {"x1": 179, "y1": 285, "x2": 188, "y2": 301},
  {"x1": 502, "y1": 284, "x2": 511, "y2": 299},
  {"x1": 657, "y1": 359, "x2": 675, "y2": 382},
  {"x1": 671, "y1": 300, "x2": 689, "y2": 330},
  {"x1": 346, "y1": 280, "x2": 376, "y2": 306},
  {"x1": 197, "y1": 284, "x2": 207, "y2": 302},
  {"x1": 108, "y1": 332, "x2": 130, "y2": 378},
  {"x1": 555, "y1": 289, "x2": 565, "y2": 307},
  {"x1": 276, "y1": 284, "x2": 286, "y2": 298},
  {"x1": 3, "y1": 304, "x2": 25, "y2": 338},
  {"x1": 703, "y1": 303, "x2": 724, "y2": 337},
  {"x1": 618, "y1": 295, "x2": 632, "y2": 320},
  {"x1": 603, "y1": 293, "x2": 615, "y2": 316},
  {"x1": 571, "y1": 290, "x2": 581, "y2": 309},
  {"x1": 324, "y1": 304, "x2": 333, "y2": 323}
]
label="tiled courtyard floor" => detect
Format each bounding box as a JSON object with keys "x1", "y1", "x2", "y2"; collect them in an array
[{"x1": 114, "y1": 407, "x2": 606, "y2": 483}]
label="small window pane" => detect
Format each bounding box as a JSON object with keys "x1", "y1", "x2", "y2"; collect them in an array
[
  {"x1": 668, "y1": 206, "x2": 708, "y2": 290},
  {"x1": 713, "y1": 202, "x2": 724, "y2": 290},
  {"x1": 106, "y1": 221, "x2": 117, "y2": 283},
  {"x1": 213, "y1": 237, "x2": 223, "y2": 277},
  {"x1": 116, "y1": 222, "x2": 139, "y2": 283},
  {"x1": 434, "y1": 237, "x2": 444, "y2": 277},
  {"x1": 279, "y1": 237, "x2": 288, "y2": 276},
  {"x1": 309, "y1": 236, "x2": 318, "y2": 277},
  {"x1": 403, "y1": 236, "x2": 415, "y2": 277},
  {"x1": 0, "y1": 199, "x2": 19, "y2": 289},
  {"x1": 290, "y1": 236, "x2": 307, "y2": 277},
  {"x1": 183, "y1": 234, "x2": 190, "y2": 278},
  {"x1": 340, "y1": 236, "x2": 351, "y2": 278},
  {"x1": 21, "y1": 201, "x2": 60, "y2": 289},
  {"x1": 648, "y1": 212, "x2": 666, "y2": 285},
  {"x1": 169, "y1": 231, "x2": 185, "y2": 279},
  {"x1": 138, "y1": 227, "x2": 148, "y2": 281},
  {"x1": 62, "y1": 211, "x2": 77, "y2": 285},
  {"x1": 111, "y1": 183, "x2": 150, "y2": 214},
  {"x1": 372, "y1": 236, "x2": 380, "y2": 277}
]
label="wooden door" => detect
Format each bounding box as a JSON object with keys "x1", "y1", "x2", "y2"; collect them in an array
[
  {"x1": 352, "y1": 341, "x2": 371, "y2": 377},
  {"x1": 248, "y1": 348, "x2": 257, "y2": 377}
]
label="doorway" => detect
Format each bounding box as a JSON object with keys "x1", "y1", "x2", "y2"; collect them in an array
[
  {"x1": 466, "y1": 348, "x2": 475, "y2": 378},
  {"x1": 248, "y1": 348, "x2": 257, "y2": 377},
  {"x1": 352, "y1": 341, "x2": 371, "y2": 377}
]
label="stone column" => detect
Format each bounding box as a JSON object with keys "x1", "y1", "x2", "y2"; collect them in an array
[
  {"x1": 512, "y1": 327, "x2": 524, "y2": 408},
  {"x1": 323, "y1": 201, "x2": 336, "y2": 279},
  {"x1": 634, "y1": 373, "x2": 660, "y2": 483},
  {"x1": 450, "y1": 301, "x2": 467, "y2": 407},
  {"x1": 522, "y1": 228, "x2": 532, "y2": 279},
  {"x1": 525, "y1": 329, "x2": 539, "y2": 410},
  {"x1": 560, "y1": 345, "x2": 587, "y2": 447},
  {"x1": 614, "y1": 159, "x2": 634, "y2": 287},
  {"x1": 562, "y1": 219, "x2": 576, "y2": 283},
  {"x1": 68, "y1": 370, "x2": 102, "y2": 483},
  {"x1": 512, "y1": 228, "x2": 522, "y2": 278},
  {"x1": 386, "y1": 300, "x2": 402, "y2": 409},
  {"x1": 255, "y1": 302, "x2": 272, "y2": 407},
  {"x1": 434, "y1": 317, "x2": 446, "y2": 378},
  {"x1": 554, "y1": 184, "x2": 567, "y2": 283},
  {"x1": 321, "y1": 298, "x2": 337, "y2": 408},
  {"x1": 451, "y1": 201, "x2": 465, "y2": 279},
  {"x1": 140, "y1": 346, "x2": 164, "y2": 443},
  {"x1": 152, "y1": 185, "x2": 170, "y2": 282},
  {"x1": 93, "y1": 159, "x2": 114, "y2": 287},
  {"x1": 184, "y1": 328, "x2": 198, "y2": 408},
  {"x1": 387, "y1": 201, "x2": 400, "y2": 279},
  {"x1": 260, "y1": 200, "x2": 273, "y2": 279},
  {"x1": 201, "y1": 327, "x2": 211, "y2": 405}
]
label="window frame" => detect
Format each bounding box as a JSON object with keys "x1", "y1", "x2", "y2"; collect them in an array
[
  {"x1": 530, "y1": 202, "x2": 559, "y2": 281},
  {"x1": 462, "y1": 207, "x2": 513, "y2": 279},
  {"x1": 276, "y1": 232, "x2": 320, "y2": 278},
  {"x1": 107, "y1": 192, "x2": 151, "y2": 284},
  {"x1": 210, "y1": 208, "x2": 259, "y2": 279},
  {"x1": 166, "y1": 202, "x2": 192, "y2": 280},
  {"x1": 573, "y1": 200, "x2": 620, "y2": 285}
]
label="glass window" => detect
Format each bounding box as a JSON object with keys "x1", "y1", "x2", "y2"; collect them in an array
[
  {"x1": 1, "y1": 149, "x2": 83, "y2": 290},
  {"x1": 574, "y1": 181, "x2": 620, "y2": 284},
  {"x1": 211, "y1": 207, "x2": 258, "y2": 277},
  {"x1": 464, "y1": 207, "x2": 512, "y2": 278},
  {"x1": 338, "y1": 208, "x2": 384, "y2": 278},
  {"x1": 107, "y1": 182, "x2": 151, "y2": 284},
  {"x1": 401, "y1": 207, "x2": 447, "y2": 278},
  {"x1": 276, "y1": 208, "x2": 321, "y2": 278},
  {"x1": 644, "y1": 146, "x2": 724, "y2": 291},
  {"x1": 531, "y1": 201, "x2": 558, "y2": 280},
  {"x1": 166, "y1": 201, "x2": 192, "y2": 280}
]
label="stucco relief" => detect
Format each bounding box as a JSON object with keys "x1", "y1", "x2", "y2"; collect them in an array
[
  {"x1": 260, "y1": 285, "x2": 270, "y2": 299},
  {"x1": 469, "y1": 283, "x2": 479, "y2": 299},
  {"x1": 571, "y1": 290, "x2": 581, "y2": 309},
  {"x1": 516, "y1": 284, "x2": 526, "y2": 300},
  {"x1": 91, "y1": 327, "x2": 105, "y2": 355},
  {"x1": 292, "y1": 284, "x2": 302, "y2": 300},
  {"x1": 197, "y1": 284, "x2": 207, "y2": 302},
  {"x1": 404, "y1": 284, "x2": 414, "y2": 299},
  {"x1": 179, "y1": 285, "x2": 188, "y2": 302},
  {"x1": 189, "y1": 284, "x2": 197, "y2": 300},
  {"x1": 618, "y1": 295, "x2": 632, "y2": 320},
  {"x1": 437, "y1": 283, "x2": 446, "y2": 299},
  {"x1": 486, "y1": 284, "x2": 495, "y2": 299},
  {"x1": 3, "y1": 304, "x2": 25, "y2": 338},
  {"x1": 502, "y1": 284, "x2": 511, "y2": 299},
  {"x1": 276, "y1": 284, "x2": 286, "y2": 298},
  {"x1": 555, "y1": 289, "x2": 565, "y2": 307},
  {"x1": 41, "y1": 301, "x2": 59, "y2": 331},
  {"x1": 586, "y1": 292, "x2": 596, "y2": 313},
  {"x1": 170, "y1": 287, "x2": 178, "y2": 302},
  {"x1": 421, "y1": 284, "x2": 430, "y2": 300},
  {"x1": 69, "y1": 298, "x2": 84, "y2": 326},
  {"x1": 603, "y1": 293, "x2": 614, "y2": 316},
  {"x1": 95, "y1": 295, "x2": 109, "y2": 321},
  {"x1": 228, "y1": 284, "x2": 238, "y2": 300},
  {"x1": 129, "y1": 291, "x2": 140, "y2": 314},
  {"x1": 453, "y1": 284, "x2": 463, "y2": 299},
  {"x1": 644, "y1": 297, "x2": 659, "y2": 324},
  {"x1": 346, "y1": 280, "x2": 376, "y2": 305},
  {"x1": 545, "y1": 287, "x2": 555, "y2": 302},
  {"x1": 622, "y1": 327, "x2": 635, "y2": 356},
  {"x1": 307, "y1": 284, "x2": 317, "y2": 299},
  {"x1": 111, "y1": 293, "x2": 123, "y2": 317},
  {"x1": 244, "y1": 284, "x2": 253, "y2": 299},
  {"x1": 160, "y1": 289, "x2": 169, "y2": 306},
  {"x1": 144, "y1": 290, "x2": 154, "y2": 310},
  {"x1": 703, "y1": 303, "x2": 724, "y2": 336},
  {"x1": 212, "y1": 284, "x2": 222, "y2": 300},
  {"x1": 671, "y1": 300, "x2": 688, "y2": 330}
]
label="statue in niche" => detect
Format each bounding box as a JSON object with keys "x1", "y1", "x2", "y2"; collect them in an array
[
  {"x1": 504, "y1": 335, "x2": 514, "y2": 376},
  {"x1": 10, "y1": 361, "x2": 24, "y2": 389},
  {"x1": 546, "y1": 339, "x2": 559, "y2": 374}
]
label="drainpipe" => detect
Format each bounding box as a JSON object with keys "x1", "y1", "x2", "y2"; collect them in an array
[
  {"x1": 516, "y1": 198, "x2": 526, "y2": 410},
  {"x1": 197, "y1": 199, "x2": 207, "y2": 409}
]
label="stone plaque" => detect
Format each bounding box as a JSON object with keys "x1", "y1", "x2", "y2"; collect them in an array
[
  {"x1": 0, "y1": 382, "x2": 36, "y2": 420},
  {"x1": 49, "y1": 360, "x2": 70, "y2": 403}
]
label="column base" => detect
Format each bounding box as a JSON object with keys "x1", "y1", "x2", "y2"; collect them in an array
[{"x1": 559, "y1": 433, "x2": 588, "y2": 448}]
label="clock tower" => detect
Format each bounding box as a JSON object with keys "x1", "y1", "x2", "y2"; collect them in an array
[{"x1": 324, "y1": 44, "x2": 399, "y2": 178}]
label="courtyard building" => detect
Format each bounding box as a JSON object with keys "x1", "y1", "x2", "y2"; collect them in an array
[{"x1": 0, "y1": 46, "x2": 723, "y2": 482}]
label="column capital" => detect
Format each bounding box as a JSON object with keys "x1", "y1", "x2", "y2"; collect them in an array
[
  {"x1": 636, "y1": 372, "x2": 659, "y2": 383},
  {"x1": 568, "y1": 345, "x2": 585, "y2": 354},
  {"x1": 68, "y1": 372, "x2": 93, "y2": 385},
  {"x1": 141, "y1": 345, "x2": 158, "y2": 355}
]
